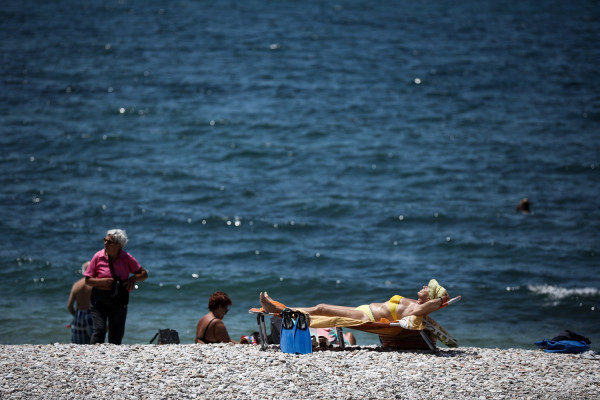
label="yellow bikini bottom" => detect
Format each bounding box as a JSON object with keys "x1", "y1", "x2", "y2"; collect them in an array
[{"x1": 355, "y1": 305, "x2": 375, "y2": 321}]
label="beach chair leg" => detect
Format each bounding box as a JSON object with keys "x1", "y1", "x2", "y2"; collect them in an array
[
  {"x1": 256, "y1": 314, "x2": 267, "y2": 351},
  {"x1": 419, "y1": 330, "x2": 437, "y2": 352},
  {"x1": 336, "y1": 327, "x2": 345, "y2": 349}
]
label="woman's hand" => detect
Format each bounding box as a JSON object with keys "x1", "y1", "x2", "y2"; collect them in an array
[
  {"x1": 441, "y1": 293, "x2": 450, "y2": 304},
  {"x1": 124, "y1": 276, "x2": 137, "y2": 290}
]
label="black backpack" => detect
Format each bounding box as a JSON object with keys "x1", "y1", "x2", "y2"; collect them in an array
[
  {"x1": 150, "y1": 329, "x2": 180, "y2": 345},
  {"x1": 270, "y1": 316, "x2": 282, "y2": 344}
]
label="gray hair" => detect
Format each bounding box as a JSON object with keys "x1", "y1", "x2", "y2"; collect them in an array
[
  {"x1": 81, "y1": 261, "x2": 90, "y2": 275},
  {"x1": 106, "y1": 229, "x2": 128, "y2": 247}
]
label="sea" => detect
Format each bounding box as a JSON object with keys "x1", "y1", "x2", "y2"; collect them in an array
[{"x1": 1, "y1": 0, "x2": 599, "y2": 350}]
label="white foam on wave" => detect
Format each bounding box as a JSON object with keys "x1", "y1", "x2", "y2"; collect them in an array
[{"x1": 527, "y1": 284, "x2": 599, "y2": 299}]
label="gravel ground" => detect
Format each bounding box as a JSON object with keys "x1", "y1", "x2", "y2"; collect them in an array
[{"x1": 1, "y1": 343, "x2": 599, "y2": 399}]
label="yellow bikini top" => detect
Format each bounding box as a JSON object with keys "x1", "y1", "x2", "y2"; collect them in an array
[{"x1": 388, "y1": 295, "x2": 404, "y2": 321}]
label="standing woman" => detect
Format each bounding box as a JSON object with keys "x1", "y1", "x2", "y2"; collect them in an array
[{"x1": 85, "y1": 229, "x2": 148, "y2": 344}]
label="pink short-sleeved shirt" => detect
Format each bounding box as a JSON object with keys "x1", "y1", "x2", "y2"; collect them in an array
[{"x1": 85, "y1": 250, "x2": 142, "y2": 284}]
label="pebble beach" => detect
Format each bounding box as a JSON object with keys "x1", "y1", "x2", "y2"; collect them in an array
[{"x1": 1, "y1": 344, "x2": 598, "y2": 399}]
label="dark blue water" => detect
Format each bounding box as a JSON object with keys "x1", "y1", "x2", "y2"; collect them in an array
[{"x1": 1, "y1": 0, "x2": 599, "y2": 349}]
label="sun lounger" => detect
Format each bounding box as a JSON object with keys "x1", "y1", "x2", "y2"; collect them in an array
[{"x1": 249, "y1": 296, "x2": 460, "y2": 351}]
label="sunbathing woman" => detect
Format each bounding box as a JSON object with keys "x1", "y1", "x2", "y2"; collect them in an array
[{"x1": 260, "y1": 279, "x2": 450, "y2": 322}]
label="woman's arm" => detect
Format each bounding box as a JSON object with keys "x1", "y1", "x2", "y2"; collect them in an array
[
  {"x1": 83, "y1": 255, "x2": 113, "y2": 290},
  {"x1": 212, "y1": 320, "x2": 238, "y2": 344},
  {"x1": 124, "y1": 267, "x2": 148, "y2": 290},
  {"x1": 85, "y1": 276, "x2": 113, "y2": 290},
  {"x1": 408, "y1": 295, "x2": 450, "y2": 316},
  {"x1": 133, "y1": 267, "x2": 148, "y2": 281}
]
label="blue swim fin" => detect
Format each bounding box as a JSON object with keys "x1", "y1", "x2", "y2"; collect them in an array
[
  {"x1": 293, "y1": 312, "x2": 312, "y2": 354},
  {"x1": 279, "y1": 308, "x2": 296, "y2": 354}
]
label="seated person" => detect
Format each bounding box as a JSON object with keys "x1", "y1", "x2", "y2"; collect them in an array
[
  {"x1": 259, "y1": 279, "x2": 449, "y2": 322},
  {"x1": 195, "y1": 291, "x2": 237, "y2": 344},
  {"x1": 314, "y1": 327, "x2": 357, "y2": 346}
]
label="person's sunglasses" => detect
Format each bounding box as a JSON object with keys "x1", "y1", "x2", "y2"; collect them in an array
[{"x1": 104, "y1": 238, "x2": 117, "y2": 245}]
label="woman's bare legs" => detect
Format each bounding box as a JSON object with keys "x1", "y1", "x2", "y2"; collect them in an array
[
  {"x1": 260, "y1": 292, "x2": 371, "y2": 321},
  {"x1": 260, "y1": 292, "x2": 285, "y2": 313}
]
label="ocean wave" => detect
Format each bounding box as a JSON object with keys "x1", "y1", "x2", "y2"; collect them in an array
[{"x1": 527, "y1": 284, "x2": 599, "y2": 299}]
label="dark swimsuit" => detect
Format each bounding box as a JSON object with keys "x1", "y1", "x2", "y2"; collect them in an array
[{"x1": 197, "y1": 318, "x2": 219, "y2": 344}]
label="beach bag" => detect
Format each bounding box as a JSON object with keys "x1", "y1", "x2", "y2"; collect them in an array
[
  {"x1": 535, "y1": 329, "x2": 591, "y2": 354},
  {"x1": 550, "y1": 330, "x2": 591, "y2": 344},
  {"x1": 535, "y1": 339, "x2": 590, "y2": 354},
  {"x1": 150, "y1": 329, "x2": 180, "y2": 345}
]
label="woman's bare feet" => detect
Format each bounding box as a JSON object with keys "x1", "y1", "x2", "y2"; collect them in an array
[{"x1": 260, "y1": 292, "x2": 285, "y2": 313}]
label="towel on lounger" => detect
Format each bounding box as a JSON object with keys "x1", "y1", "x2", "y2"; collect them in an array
[{"x1": 308, "y1": 315, "x2": 425, "y2": 336}]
